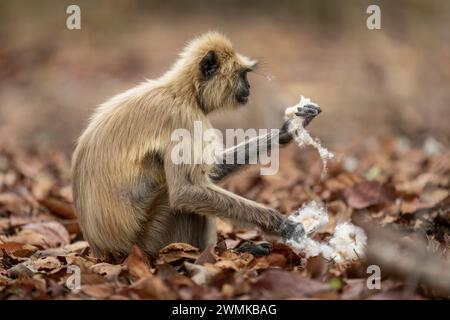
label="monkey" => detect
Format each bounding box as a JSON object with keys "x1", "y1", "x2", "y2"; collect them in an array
[{"x1": 72, "y1": 32, "x2": 321, "y2": 261}]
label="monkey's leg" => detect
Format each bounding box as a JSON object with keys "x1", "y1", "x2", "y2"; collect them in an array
[{"x1": 140, "y1": 200, "x2": 217, "y2": 258}]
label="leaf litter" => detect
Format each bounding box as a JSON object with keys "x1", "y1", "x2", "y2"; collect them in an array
[{"x1": 0, "y1": 136, "x2": 449, "y2": 299}]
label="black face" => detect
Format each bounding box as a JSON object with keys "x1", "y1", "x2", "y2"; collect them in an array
[{"x1": 236, "y1": 69, "x2": 251, "y2": 104}]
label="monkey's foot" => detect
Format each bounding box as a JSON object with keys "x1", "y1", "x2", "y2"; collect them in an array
[{"x1": 236, "y1": 240, "x2": 272, "y2": 256}]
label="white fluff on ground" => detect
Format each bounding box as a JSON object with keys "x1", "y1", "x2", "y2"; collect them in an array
[
  {"x1": 287, "y1": 201, "x2": 328, "y2": 235},
  {"x1": 286, "y1": 202, "x2": 367, "y2": 264},
  {"x1": 328, "y1": 222, "x2": 367, "y2": 263}
]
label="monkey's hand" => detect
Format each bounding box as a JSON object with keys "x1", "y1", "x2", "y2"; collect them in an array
[
  {"x1": 296, "y1": 103, "x2": 321, "y2": 127},
  {"x1": 279, "y1": 104, "x2": 321, "y2": 144},
  {"x1": 236, "y1": 241, "x2": 272, "y2": 256},
  {"x1": 278, "y1": 219, "x2": 306, "y2": 244}
]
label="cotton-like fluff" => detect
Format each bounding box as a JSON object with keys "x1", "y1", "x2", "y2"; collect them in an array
[
  {"x1": 286, "y1": 202, "x2": 367, "y2": 264},
  {"x1": 286, "y1": 201, "x2": 332, "y2": 259},
  {"x1": 287, "y1": 237, "x2": 335, "y2": 260},
  {"x1": 288, "y1": 201, "x2": 329, "y2": 235},
  {"x1": 329, "y1": 222, "x2": 367, "y2": 263},
  {"x1": 284, "y1": 96, "x2": 335, "y2": 179},
  {"x1": 287, "y1": 238, "x2": 317, "y2": 258}
]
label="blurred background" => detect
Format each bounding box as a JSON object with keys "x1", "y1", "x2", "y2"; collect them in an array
[{"x1": 0, "y1": 0, "x2": 449, "y2": 154}]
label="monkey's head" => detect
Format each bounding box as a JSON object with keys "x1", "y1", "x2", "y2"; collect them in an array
[{"x1": 173, "y1": 32, "x2": 258, "y2": 113}]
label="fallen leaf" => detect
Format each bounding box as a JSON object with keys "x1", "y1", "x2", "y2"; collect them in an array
[
  {"x1": 251, "y1": 269, "x2": 333, "y2": 299},
  {"x1": 63, "y1": 241, "x2": 89, "y2": 254},
  {"x1": 125, "y1": 275, "x2": 176, "y2": 299},
  {"x1": 195, "y1": 244, "x2": 217, "y2": 265},
  {"x1": 39, "y1": 197, "x2": 76, "y2": 219},
  {"x1": 82, "y1": 283, "x2": 116, "y2": 299},
  {"x1": 184, "y1": 262, "x2": 215, "y2": 285},
  {"x1": 90, "y1": 263, "x2": 124, "y2": 281},
  {"x1": 16, "y1": 221, "x2": 70, "y2": 247},
  {"x1": 343, "y1": 181, "x2": 396, "y2": 209},
  {"x1": 125, "y1": 245, "x2": 153, "y2": 280},
  {"x1": 158, "y1": 243, "x2": 200, "y2": 264},
  {"x1": 341, "y1": 279, "x2": 371, "y2": 299},
  {"x1": 0, "y1": 242, "x2": 24, "y2": 252}
]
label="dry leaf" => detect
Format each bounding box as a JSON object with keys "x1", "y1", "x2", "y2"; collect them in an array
[
  {"x1": 90, "y1": 263, "x2": 124, "y2": 281},
  {"x1": 158, "y1": 243, "x2": 200, "y2": 264},
  {"x1": 126, "y1": 276, "x2": 176, "y2": 299},
  {"x1": 125, "y1": 245, "x2": 153, "y2": 280},
  {"x1": 17, "y1": 221, "x2": 70, "y2": 247},
  {"x1": 40, "y1": 197, "x2": 76, "y2": 219},
  {"x1": 343, "y1": 181, "x2": 396, "y2": 209},
  {"x1": 82, "y1": 283, "x2": 116, "y2": 299},
  {"x1": 252, "y1": 269, "x2": 333, "y2": 299}
]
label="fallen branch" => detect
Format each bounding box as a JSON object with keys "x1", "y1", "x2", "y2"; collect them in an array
[{"x1": 364, "y1": 224, "x2": 450, "y2": 296}]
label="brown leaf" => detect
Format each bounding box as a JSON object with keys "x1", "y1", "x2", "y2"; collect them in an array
[
  {"x1": 168, "y1": 274, "x2": 221, "y2": 299},
  {"x1": 184, "y1": 262, "x2": 217, "y2": 285},
  {"x1": 125, "y1": 245, "x2": 153, "y2": 280},
  {"x1": 5, "y1": 229, "x2": 60, "y2": 248},
  {"x1": 63, "y1": 241, "x2": 89, "y2": 254},
  {"x1": 195, "y1": 244, "x2": 217, "y2": 265},
  {"x1": 0, "y1": 242, "x2": 24, "y2": 252},
  {"x1": 0, "y1": 242, "x2": 37, "y2": 258},
  {"x1": 126, "y1": 275, "x2": 176, "y2": 299},
  {"x1": 0, "y1": 192, "x2": 31, "y2": 214},
  {"x1": 271, "y1": 242, "x2": 304, "y2": 266},
  {"x1": 251, "y1": 269, "x2": 333, "y2": 299},
  {"x1": 265, "y1": 253, "x2": 287, "y2": 268},
  {"x1": 7, "y1": 263, "x2": 35, "y2": 278},
  {"x1": 33, "y1": 241, "x2": 89, "y2": 258},
  {"x1": 90, "y1": 263, "x2": 124, "y2": 281},
  {"x1": 224, "y1": 239, "x2": 241, "y2": 250},
  {"x1": 7, "y1": 256, "x2": 62, "y2": 278},
  {"x1": 21, "y1": 221, "x2": 70, "y2": 247},
  {"x1": 61, "y1": 220, "x2": 81, "y2": 235},
  {"x1": 82, "y1": 283, "x2": 116, "y2": 299},
  {"x1": 214, "y1": 260, "x2": 240, "y2": 271},
  {"x1": 29, "y1": 256, "x2": 62, "y2": 272},
  {"x1": 215, "y1": 218, "x2": 233, "y2": 235},
  {"x1": 157, "y1": 243, "x2": 200, "y2": 264},
  {"x1": 343, "y1": 181, "x2": 396, "y2": 209},
  {"x1": 40, "y1": 197, "x2": 76, "y2": 219},
  {"x1": 341, "y1": 279, "x2": 371, "y2": 299}
]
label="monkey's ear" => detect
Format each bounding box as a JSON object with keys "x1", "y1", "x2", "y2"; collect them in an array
[{"x1": 200, "y1": 50, "x2": 219, "y2": 79}]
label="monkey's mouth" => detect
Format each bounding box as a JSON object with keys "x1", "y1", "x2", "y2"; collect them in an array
[{"x1": 236, "y1": 94, "x2": 249, "y2": 105}]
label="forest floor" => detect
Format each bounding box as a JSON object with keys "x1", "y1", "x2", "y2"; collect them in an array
[{"x1": 0, "y1": 138, "x2": 449, "y2": 299}]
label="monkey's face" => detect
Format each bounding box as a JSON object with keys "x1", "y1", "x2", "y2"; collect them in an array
[
  {"x1": 235, "y1": 68, "x2": 251, "y2": 105},
  {"x1": 198, "y1": 50, "x2": 257, "y2": 112}
]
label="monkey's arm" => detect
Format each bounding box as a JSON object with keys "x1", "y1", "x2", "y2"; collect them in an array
[
  {"x1": 164, "y1": 158, "x2": 305, "y2": 241},
  {"x1": 209, "y1": 129, "x2": 283, "y2": 182},
  {"x1": 210, "y1": 103, "x2": 321, "y2": 182}
]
